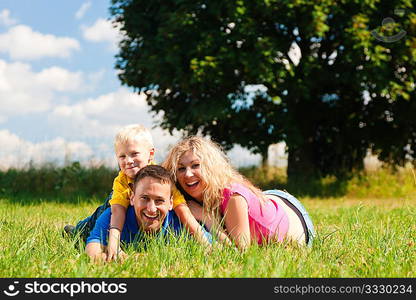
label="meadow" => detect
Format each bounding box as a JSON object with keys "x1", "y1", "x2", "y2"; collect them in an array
[{"x1": 0, "y1": 164, "x2": 415, "y2": 277}]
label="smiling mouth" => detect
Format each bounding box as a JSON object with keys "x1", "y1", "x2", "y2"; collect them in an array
[
  {"x1": 127, "y1": 164, "x2": 138, "y2": 169},
  {"x1": 185, "y1": 181, "x2": 199, "y2": 188},
  {"x1": 143, "y1": 212, "x2": 159, "y2": 220}
]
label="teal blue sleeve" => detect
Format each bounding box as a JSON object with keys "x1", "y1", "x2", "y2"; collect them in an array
[{"x1": 86, "y1": 207, "x2": 111, "y2": 246}]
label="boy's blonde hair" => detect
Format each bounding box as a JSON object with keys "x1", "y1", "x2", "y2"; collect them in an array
[
  {"x1": 114, "y1": 124, "x2": 154, "y2": 151},
  {"x1": 163, "y1": 136, "x2": 266, "y2": 226}
]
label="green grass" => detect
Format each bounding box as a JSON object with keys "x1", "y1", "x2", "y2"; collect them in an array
[
  {"x1": 0, "y1": 196, "x2": 414, "y2": 277},
  {"x1": 1, "y1": 165, "x2": 415, "y2": 277}
]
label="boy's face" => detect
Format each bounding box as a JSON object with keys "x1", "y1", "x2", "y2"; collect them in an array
[
  {"x1": 116, "y1": 140, "x2": 155, "y2": 179},
  {"x1": 130, "y1": 177, "x2": 173, "y2": 233}
]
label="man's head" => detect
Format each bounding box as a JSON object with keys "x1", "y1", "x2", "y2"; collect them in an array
[
  {"x1": 130, "y1": 165, "x2": 173, "y2": 233},
  {"x1": 114, "y1": 124, "x2": 155, "y2": 179}
]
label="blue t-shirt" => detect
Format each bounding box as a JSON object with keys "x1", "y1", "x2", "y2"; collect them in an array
[{"x1": 86, "y1": 206, "x2": 183, "y2": 246}]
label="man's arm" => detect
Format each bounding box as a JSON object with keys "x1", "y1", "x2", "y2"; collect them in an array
[
  {"x1": 85, "y1": 242, "x2": 108, "y2": 261},
  {"x1": 85, "y1": 207, "x2": 111, "y2": 261}
]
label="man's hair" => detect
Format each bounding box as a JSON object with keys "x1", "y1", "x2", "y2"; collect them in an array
[
  {"x1": 133, "y1": 165, "x2": 173, "y2": 192},
  {"x1": 114, "y1": 124, "x2": 154, "y2": 151}
]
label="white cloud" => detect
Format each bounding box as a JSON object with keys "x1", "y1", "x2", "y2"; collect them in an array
[
  {"x1": 0, "y1": 9, "x2": 18, "y2": 27},
  {"x1": 49, "y1": 89, "x2": 165, "y2": 140},
  {"x1": 48, "y1": 88, "x2": 264, "y2": 166},
  {"x1": 268, "y1": 142, "x2": 288, "y2": 167},
  {"x1": 0, "y1": 130, "x2": 93, "y2": 170},
  {"x1": 36, "y1": 66, "x2": 83, "y2": 91},
  {"x1": 0, "y1": 59, "x2": 84, "y2": 121},
  {"x1": 75, "y1": 1, "x2": 92, "y2": 20},
  {"x1": 82, "y1": 18, "x2": 121, "y2": 50},
  {"x1": 48, "y1": 88, "x2": 184, "y2": 163},
  {"x1": 49, "y1": 88, "x2": 151, "y2": 138},
  {"x1": 48, "y1": 88, "x2": 267, "y2": 166},
  {"x1": 0, "y1": 25, "x2": 80, "y2": 60},
  {"x1": 227, "y1": 145, "x2": 262, "y2": 167}
]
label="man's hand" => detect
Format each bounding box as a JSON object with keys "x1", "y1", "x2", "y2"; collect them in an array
[{"x1": 86, "y1": 242, "x2": 107, "y2": 262}]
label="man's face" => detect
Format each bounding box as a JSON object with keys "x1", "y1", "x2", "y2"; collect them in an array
[
  {"x1": 130, "y1": 177, "x2": 172, "y2": 233},
  {"x1": 116, "y1": 140, "x2": 155, "y2": 179}
]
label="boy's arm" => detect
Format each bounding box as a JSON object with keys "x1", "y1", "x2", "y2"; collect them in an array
[
  {"x1": 106, "y1": 173, "x2": 131, "y2": 261},
  {"x1": 106, "y1": 204, "x2": 127, "y2": 262}
]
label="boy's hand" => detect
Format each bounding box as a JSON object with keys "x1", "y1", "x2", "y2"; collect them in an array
[
  {"x1": 106, "y1": 228, "x2": 122, "y2": 262},
  {"x1": 107, "y1": 204, "x2": 127, "y2": 261}
]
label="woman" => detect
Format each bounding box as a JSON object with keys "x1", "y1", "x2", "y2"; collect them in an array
[{"x1": 163, "y1": 136, "x2": 315, "y2": 250}]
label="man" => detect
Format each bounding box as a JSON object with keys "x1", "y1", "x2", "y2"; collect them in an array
[{"x1": 85, "y1": 165, "x2": 186, "y2": 261}]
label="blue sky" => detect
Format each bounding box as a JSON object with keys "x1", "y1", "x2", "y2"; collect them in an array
[{"x1": 0, "y1": 0, "x2": 263, "y2": 169}]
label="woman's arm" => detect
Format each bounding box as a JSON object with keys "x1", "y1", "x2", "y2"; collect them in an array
[
  {"x1": 187, "y1": 200, "x2": 234, "y2": 247},
  {"x1": 174, "y1": 204, "x2": 211, "y2": 246},
  {"x1": 223, "y1": 195, "x2": 251, "y2": 251}
]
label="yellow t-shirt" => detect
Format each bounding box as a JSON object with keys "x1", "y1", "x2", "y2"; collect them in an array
[
  {"x1": 172, "y1": 185, "x2": 186, "y2": 208},
  {"x1": 108, "y1": 170, "x2": 134, "y2": 208},
  {"x1": 108, "y1": 170, "x2": 186, "y2": 209}
]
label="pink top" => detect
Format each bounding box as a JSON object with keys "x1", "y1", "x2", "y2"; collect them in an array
[{"x1": 220, "y1": 183, "x2": 289, "y2": 244}]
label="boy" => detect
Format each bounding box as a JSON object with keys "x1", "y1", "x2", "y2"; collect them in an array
[{"x1": 65, "y1": 124, "x2": 211, "y2": 261}]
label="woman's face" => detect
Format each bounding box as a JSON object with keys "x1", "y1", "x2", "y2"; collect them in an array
[{"x1": 176, "y1": 150, "x2": 206, "y2": 202}]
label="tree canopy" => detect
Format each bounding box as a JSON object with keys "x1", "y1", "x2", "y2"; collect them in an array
[{"x1": 110, "y1": 0, "x2": 416, "y2": 178}]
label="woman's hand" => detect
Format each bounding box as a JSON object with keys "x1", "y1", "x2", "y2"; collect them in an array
[{"x1": 187, "y1": 200, "x2": 234, "y2": 248}]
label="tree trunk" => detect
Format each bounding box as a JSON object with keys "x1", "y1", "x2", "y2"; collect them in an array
[
  {"x1": 286, "y1": 142, "x2": 318, "y2": 183},
  {"x1": 261, "y1": 149, "x2": 268, "y2": 167}
]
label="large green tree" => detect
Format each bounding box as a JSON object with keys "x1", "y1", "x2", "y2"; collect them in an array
[{"x1": 110, "y1": 0, "x2": 416, "y2": 178}]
